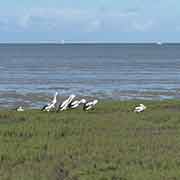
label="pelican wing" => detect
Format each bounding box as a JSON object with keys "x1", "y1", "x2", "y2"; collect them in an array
[
  {"x1": 134, "y1": 107, "x2": 144, "y2": 112},
  {"x1": 60, "y1": 99, "x2": 69, "y2": 108},
  {"x1": 60, "y1": 95, "x2": 76, "y2": 111},
  {"x1": 41, "y1": 103, "x2": 50, "y2": 111},
  {"x1": 86, "y1": 100, "x2": 98, "y2": 107},
  {"x1": 85, "y1": 101, "x2": 93, "y2": 107},
  {"x1": 134, "y1": 106, "x2": 140, "y2": 110},
  {"x1": 85, "y1": 106, "x2": 93, "y2": 110},
  {"x1": 71, "y1": 100, "x2": 79, "y2": 106},
  {"x1": 84, "y1": 99, "x2": 98, "y2": 111},
  {"x1": 70, "y1": 100, "x2": 80, "y2": 109},
  {"x1": 46, "y1": 103, "x2": 56, "y2": 112}
]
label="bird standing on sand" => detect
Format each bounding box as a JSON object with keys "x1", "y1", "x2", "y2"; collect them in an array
[
  {"x1": 41, "y1": 92, "x2": 58, "y2": 112},
  {"x1": 83, "y1": 99, "x2": 98, "y2": 111},
  {"x1": 134, "y1": 104, "x2": 146, "y2": 113}
]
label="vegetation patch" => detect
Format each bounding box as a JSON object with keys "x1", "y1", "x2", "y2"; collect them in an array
[{"x1": 0, "y1": 100, "x2": 180, "y2": 180}]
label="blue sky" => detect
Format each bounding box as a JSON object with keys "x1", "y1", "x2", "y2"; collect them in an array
[{"x1": 0, "y1": 0, "x2": 179, "y2": 42}]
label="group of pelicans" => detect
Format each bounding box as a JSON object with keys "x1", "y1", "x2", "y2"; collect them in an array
[
  {"x1": 16, "y1": 92, "x2": 147, "y2": 113},
  {"x1": 16, "y1": 92, "x2": 98, "y2": 112}
]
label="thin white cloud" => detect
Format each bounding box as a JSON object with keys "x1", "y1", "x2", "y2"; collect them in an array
[
  {"x1": 15, "y1": 8, "x2": 96, "y2": 30},
  {"x1": 132, "y1": 20, "x2": 154, "y2": 32},
  {"x1": 86, "y1": 19, "x2": 102, "y2": 32},
  {"x1": 0, "y1": 17, "x2": 9, "y2": 30},
  {"x1": 18, "y1": 15, "x2": 31, "y2": 29},
  {"x1": 0, "y1": 7, "x2": 173, "y2": 33}
]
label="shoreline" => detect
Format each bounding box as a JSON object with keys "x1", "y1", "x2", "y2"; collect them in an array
[
  {"x1": 0, "y1": 90, "x2": 179, "y2": 108},
  {"x1": 0, "y1": 98, "x2": 179, "y2": 111}
]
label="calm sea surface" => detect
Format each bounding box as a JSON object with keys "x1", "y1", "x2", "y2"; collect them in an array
[{"x1": 0, "y1": 43, "x2": 180, "y2": 107}]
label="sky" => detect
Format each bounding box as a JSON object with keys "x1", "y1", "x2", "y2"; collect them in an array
[{"x1": 0, "y1": 0, "x2": 179, "y2": 43}]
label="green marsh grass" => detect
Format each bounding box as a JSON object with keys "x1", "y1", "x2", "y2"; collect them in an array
[{"x1": 0, "y1": 100, "x2": 180, "y2": 180}]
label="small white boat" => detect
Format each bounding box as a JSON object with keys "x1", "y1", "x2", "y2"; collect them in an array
[{"x1": 157, "y1": 41, "x2": 163, "y2": 45}]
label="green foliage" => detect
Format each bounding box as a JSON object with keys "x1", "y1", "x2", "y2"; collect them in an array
[{"x1": 0, "y1": 100, "x2": 180, "y2": 180}]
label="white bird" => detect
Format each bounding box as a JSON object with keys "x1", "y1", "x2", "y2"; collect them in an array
[
  {"x1": 68, "y1": 99, "x2": 86, "y2": 109},
  {"x1": 83, "y1": 99, "x2": 98, "y2": 111},
  {"x1": 16, "y1": 106, "x2": 24, "y2": 112},
  {"x1": 134, "y1": 104, "x2": 146, "y2": 113},
  {"x1": 41, "y1": 92, "x2": 58, "y2": 112},
  {"x1": 59, "y1": 94, "x2": 76, "y2": 111}
]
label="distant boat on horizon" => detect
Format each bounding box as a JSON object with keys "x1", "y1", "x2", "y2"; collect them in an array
[
  {"x1": 156, "y1": 41, "x2": 163, "y2": 45},
  {"x1": 60, "y1": 40, "x2": 65, "y2": 44}
]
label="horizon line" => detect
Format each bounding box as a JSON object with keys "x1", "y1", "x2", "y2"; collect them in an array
[{"x1": 0, "y1": 41, "x2": 180, "y2": 44}]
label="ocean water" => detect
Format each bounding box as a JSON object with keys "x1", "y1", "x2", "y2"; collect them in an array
[{"x1": 0, "y1": 43, "x2": 180, "y2": 107}]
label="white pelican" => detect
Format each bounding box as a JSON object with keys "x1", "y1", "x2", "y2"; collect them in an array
[
  {"x1": 59, "y1": 94, "x2": 76, "y2": 111},
  {"x1": 41, "y1": 92, "x2": 58, "y2": 112},
  {"x1": 134, "y1": 104, "x2": 146, "y2": 113},
  {"x1": 83, "y1": 99, "x2": 98, "y2": 111},
  {"x1": 68, "y1": 99, "x2": 86, "y2": 109},
  {"x1": 16, "y1": 106, "x2": 24, "y2": 112}
]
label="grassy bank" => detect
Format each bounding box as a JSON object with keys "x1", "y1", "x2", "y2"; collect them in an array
[{"x1": 0, "y1": 100, "x2": 180, "y2": 180}]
